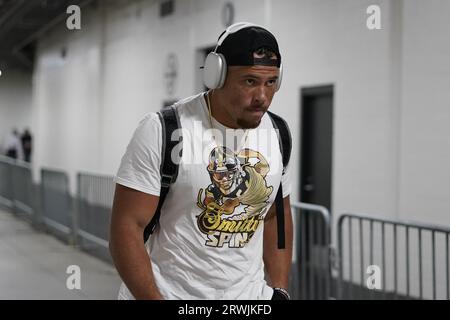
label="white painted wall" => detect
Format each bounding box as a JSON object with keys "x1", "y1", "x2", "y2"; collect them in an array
[
  {"x1": 32, "y1": 6, "x2": 103, "y2": 193},
  {"x1": 272, "y1": 0, "x2": 401, "y2": 222},
  {"x1": 30, "y1": 0, "x2": 450, "y2": 227},
  {"x1": 0, "y1": 69, "x2": 32, "y2": 156},
  {"x1": 399, "y1": 0, "x2": 450, "y2": 227}
]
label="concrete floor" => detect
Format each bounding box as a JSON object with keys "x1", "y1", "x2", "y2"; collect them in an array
[{"x1": 0, "y1": 209, "x2": 122, "y2": 299}]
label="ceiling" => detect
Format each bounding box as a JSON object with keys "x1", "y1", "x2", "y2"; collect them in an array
[{"x1": 0, "y1": 0, "x2": 92, "y2": 71}]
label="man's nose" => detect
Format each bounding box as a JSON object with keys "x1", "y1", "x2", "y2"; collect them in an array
[{"x1": 254, "y1": 85, "x2": 268, "y2": 104}]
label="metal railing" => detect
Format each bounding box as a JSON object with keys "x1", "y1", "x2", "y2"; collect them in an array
[
  {"x1": 337, "y1": 213, "x2": 450, "y2": 300},
  {"x1": 0, "y1": 156, "x2": 14, "y2": 208},
  {"x1": 41, "y1": 168, "x2": 73, "y2": 243},
  {"x1": 76, "y1": 172, "x2": 115, "y2": 263},
  {"x1": 290, "y1": 202, "x2": 333, "y2": 300},
  {"x1": 0, "y1": 157, "x2": 116, "y2": 263},
  {"x1": 0, "y1": 156, "x2": 35, "y2": 221},
  {"x1": 11, "y1": 161, "x2": 35, "y2": 219}
]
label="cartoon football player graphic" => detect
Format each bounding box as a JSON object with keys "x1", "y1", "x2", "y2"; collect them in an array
[{"x1": 196, "y1": 146, "x2": 273, "y2": 247}]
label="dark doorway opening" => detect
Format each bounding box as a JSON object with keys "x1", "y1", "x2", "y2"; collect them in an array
[
  {"x1": 300, "y1": 85, "x2": 334, "y2": 212},
  {"x1": 296, "y1": 85, "x2": 334, "y2": 300}
]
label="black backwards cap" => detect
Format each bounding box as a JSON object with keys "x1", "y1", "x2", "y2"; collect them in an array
[{"x1": 216, "y1": 26, "x2": 281, "y2": 68}]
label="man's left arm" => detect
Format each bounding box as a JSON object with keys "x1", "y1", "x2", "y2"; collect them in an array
[{"x1": 263, "y1": 195, "x2": 293, "y2": 289}]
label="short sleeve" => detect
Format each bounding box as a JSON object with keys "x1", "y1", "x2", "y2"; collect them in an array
[{"x1": 114, "y1": 113, "x2": 162, "y2": 196}]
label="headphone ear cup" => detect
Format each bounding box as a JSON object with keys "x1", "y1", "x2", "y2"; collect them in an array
[
  {"x1": 275, "y1": 63, "x2": 283, "y2": 92},
  {"x1": 203, "y1": 52, "x2": 227, "y2": 89}
]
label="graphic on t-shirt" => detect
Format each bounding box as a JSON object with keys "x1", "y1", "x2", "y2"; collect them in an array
[{"x1": 196, "y1": 146, "x2": 273, "y2": 248}]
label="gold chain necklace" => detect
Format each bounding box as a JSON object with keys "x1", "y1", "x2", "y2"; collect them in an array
[{"x1": 205, "y1": 91, "x2": 249, "y2": 154}]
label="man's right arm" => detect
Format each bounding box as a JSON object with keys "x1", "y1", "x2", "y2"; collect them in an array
[{"x1": 109, "y1": 183, "x2": 163, "y2": 300}]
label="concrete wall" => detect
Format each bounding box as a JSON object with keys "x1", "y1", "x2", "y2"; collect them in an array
[
  {"x1": 273, "y1": 0, "x2": 402, "y2": 223},
  {"x1": 0, "y1": 69, "x2": 32, "y2": 156},
  {"x1": 399, "y1": 0, "x2": 450, "y2": 226}
]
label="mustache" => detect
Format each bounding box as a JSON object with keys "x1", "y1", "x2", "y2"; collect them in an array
[{"x1": 247, "y1": 104, "x2": 267, "y2": 111}]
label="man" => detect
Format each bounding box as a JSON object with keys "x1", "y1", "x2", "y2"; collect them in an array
[
  {"x1": 21, "y1": 128, "x2": 32, "y2": 162},
  {"x1": 109, "y1": 22, "x2": 293, "y2": 300},
  {"x1": 3, "y1": 129, "x2": 24, "y2": 160}
]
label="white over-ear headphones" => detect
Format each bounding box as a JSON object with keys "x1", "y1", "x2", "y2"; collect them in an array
[{"x1": 203, "y1": 22, "x2": 283, "y2": 91}]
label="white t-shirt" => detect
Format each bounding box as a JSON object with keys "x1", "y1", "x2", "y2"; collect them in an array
[{"x1": 114, "y1": 92, "x2": 291, "y2": 300}]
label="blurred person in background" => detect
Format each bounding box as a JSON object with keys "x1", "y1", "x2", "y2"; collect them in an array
[
  {"x1": 3, "y1": 129, "x2": 24, "y2": 161},
  {"x1": 21, "y1": 128, "x2": 32, "y2": 162}
]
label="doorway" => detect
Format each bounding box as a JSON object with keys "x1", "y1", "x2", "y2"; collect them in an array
[
  {"x1": 297, "y1": 84, "x2": 334, "y2": 299},
  {"x1": 300, "y1": 85, "x2": 334, "y2": 212}
]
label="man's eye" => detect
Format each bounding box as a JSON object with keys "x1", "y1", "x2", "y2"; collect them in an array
[
  {"x1": 267, "y1": 79, "x2": 277, "y2": 86},
  {"x1": 245, "y1": 79, "x2": 255, "y2": 85}
]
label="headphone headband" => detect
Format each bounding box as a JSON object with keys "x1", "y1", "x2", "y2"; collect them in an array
[{"x1": 214, "y1": 22, "x2": 265, "y2": 52}]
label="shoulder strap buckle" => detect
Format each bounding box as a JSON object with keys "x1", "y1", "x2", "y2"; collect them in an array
[{"x1": 161, "y1": 173, "x2": 174, "y2": 188}]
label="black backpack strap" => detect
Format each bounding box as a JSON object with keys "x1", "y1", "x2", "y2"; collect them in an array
[
  {"x1": 267, "y1": 111, "x2": 292, "y2": 174},
  {"x1": 267, "y1": 111, "x2": 292, "y2": 249},
  {"x1": 143, "y1": 106, "x2": 182, "y2": 242}
]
